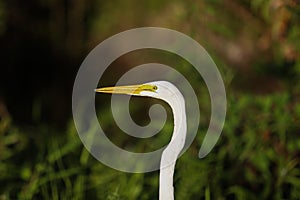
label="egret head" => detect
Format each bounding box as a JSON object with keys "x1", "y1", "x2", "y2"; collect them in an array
[{"x1": 95, "y1": 81, "x2": 179, "y2": 102}]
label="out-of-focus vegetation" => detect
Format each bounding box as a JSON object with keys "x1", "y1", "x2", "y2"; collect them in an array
[{"x1": 1, "y1": 0, "x2": 300, "y2": 199}]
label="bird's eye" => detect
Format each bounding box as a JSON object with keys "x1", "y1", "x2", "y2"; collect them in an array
[{"x1": 153, "y1": 86, "x2": 158, "y2": 90}]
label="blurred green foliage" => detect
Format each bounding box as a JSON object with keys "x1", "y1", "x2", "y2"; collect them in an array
[{"x1": 1, "y1": 0, "x2": 300, "y2": 199}]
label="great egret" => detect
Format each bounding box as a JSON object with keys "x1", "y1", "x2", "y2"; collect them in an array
[{"x1": 95, "y1": 81, "x2": 187, "y2": 200}]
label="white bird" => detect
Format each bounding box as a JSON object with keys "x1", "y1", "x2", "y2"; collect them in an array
[{"x1": 95, "y1": 81, "x2": 187, "y2": 200}]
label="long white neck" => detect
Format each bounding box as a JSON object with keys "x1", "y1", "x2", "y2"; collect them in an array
[{"x1": 159, "y1": 92, "x2": 187, "y2": 200}]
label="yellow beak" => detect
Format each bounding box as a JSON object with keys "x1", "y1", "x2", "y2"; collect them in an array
[{"x1": 95, "y1": 84, "x2": 157, "y2": 95}]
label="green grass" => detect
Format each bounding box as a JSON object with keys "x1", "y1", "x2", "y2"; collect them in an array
[{"x1": 1, "y1": 88, "x2": 300, "y2": 199}]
